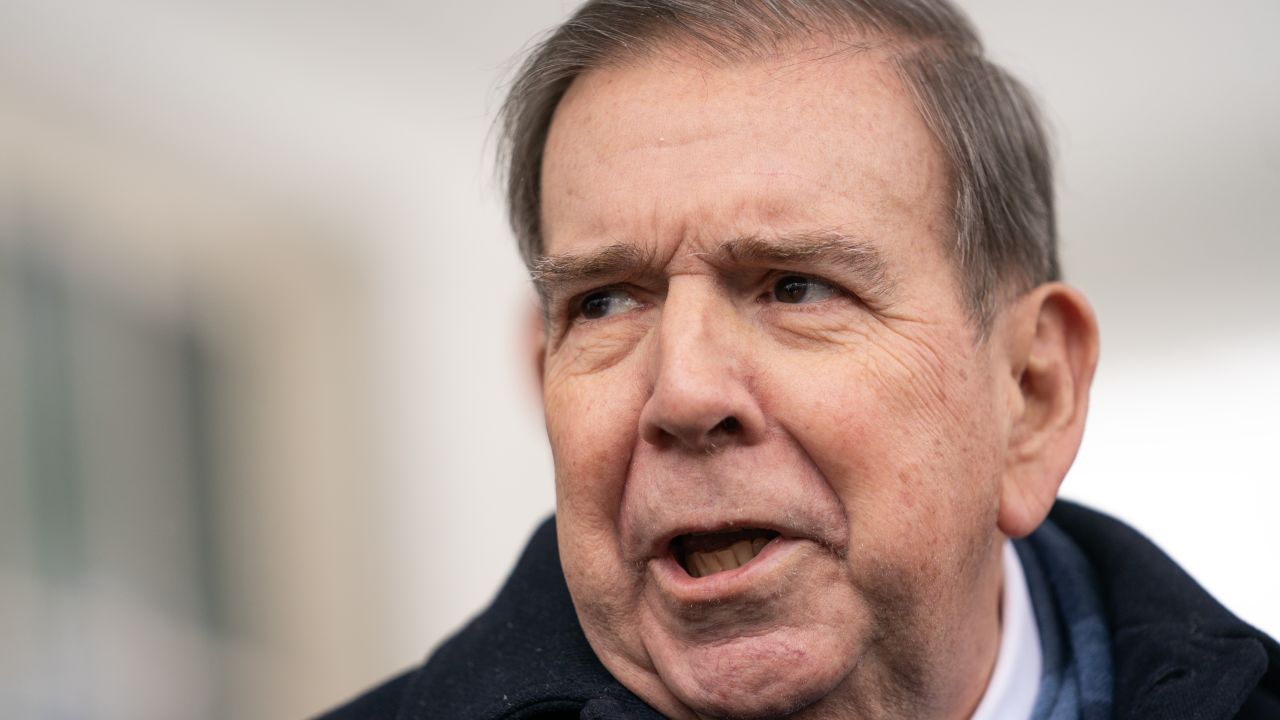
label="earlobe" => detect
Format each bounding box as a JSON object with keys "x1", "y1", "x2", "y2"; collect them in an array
[
  {"x1": 526, "y1": 296, "x2": 548, "y2": 397},
  {"x1": 997, "y1": 283, "x2": 1100, "y2": 538}
]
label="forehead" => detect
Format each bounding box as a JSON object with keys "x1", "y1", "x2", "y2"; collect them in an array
[{"x1": 539, "y1": 42, "x2": 952, "y2": 262}]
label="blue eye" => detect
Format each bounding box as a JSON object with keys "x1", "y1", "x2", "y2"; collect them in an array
[
  {"x1": 579, "y1": 288, "x2": 639, "y2": 320},
  {"x1": 772, "y1": 275, "x2": 839, "y2": 304}
]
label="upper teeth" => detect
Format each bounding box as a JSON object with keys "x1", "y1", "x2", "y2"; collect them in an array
[{"x1": 687, "y1": 537, "x2": 769, "y2": 578}]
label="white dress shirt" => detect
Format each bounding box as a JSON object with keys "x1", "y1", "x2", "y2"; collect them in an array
[{"x1": 970, "y1": 540, "x2": 1043, "y2": 720}]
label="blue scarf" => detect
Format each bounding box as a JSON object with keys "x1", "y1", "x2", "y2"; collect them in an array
[{"x1": 1015, "y1": 519, "x2": 1115, "y2": 720}]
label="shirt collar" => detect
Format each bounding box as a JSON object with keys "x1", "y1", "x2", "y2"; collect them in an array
[{"x1": 970, "y1": 539, "x2": 1043, "y2": 720}]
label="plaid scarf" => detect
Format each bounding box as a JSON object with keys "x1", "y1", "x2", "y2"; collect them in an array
[{"x1": 1016, "y1": 518, "x2": 1115, "y2": 720}]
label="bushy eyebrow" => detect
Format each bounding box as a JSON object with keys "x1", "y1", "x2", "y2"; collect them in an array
[
  {"x1": 531, "y1": 242, "x2": 659, "y2": 310},
  {"x1": 530, "y1": 231, "x2": 896, "y2": 313},
  {"x1": 715, "y1": 233, "x2": 895, "y2": 302}
]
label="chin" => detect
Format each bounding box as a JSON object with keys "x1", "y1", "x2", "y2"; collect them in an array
[{"x1": 645, "y1": 626, "x2": 858, "y2": 719}]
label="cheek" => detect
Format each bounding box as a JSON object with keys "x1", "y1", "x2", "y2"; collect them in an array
[
  {"x1": 783, "y1": 341, "x2": 1001, "y2": 621},
  {"x1": 765, "y1": 332, "x2": 1002, "y2": 551},
  {"x1": 544, "y1": 368, "x2": 641, "y2": 510},
  {"x1": 543, "y1": 361, "x2": 648, "y2": 580},
  {"x1": 544, "y1": 366, "x2": 660, "y2": 673},
  {"x1": 547, "y1": 397, "x2": 627, "y2": 532},
  {"x1": 541, "y1": 324, "x2": 652, "y2": 480}
]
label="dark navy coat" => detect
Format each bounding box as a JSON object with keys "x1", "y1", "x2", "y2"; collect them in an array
[{"x1": 319, "y1": 501, "x2": 1279, "y2": 719}]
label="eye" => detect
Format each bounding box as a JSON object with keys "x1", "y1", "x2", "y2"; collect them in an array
[
  {"x1": 771, "y1": 275, "x2": 841, "y2": 304},
  {"x1": 578, "y1": 288, "x2": 640, "y2": 320}
]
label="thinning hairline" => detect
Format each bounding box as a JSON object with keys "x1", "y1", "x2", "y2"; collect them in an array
[
  {"x1": 561, "y1": 0, "x2": 972, "y2": 71},
  {"x1": 582, "y1": 22, "x2": 892, "y2": 74}
]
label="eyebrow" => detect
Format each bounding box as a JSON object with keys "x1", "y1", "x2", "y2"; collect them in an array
[
  {"x1": 715, "y1": 233, "x2": 895, "y2": 301},
  {"x1": 530, "y1": 242, "x2": 659, "y2": 308},
  {"x1": 530, "y1": 231, "x2": 896, "y2": 311}
]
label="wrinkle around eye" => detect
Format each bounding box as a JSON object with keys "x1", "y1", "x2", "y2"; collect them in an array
[
  {"x1": 762, "y1": 305, "x2": 876, "y2": 350},
  {"x1": 551, "y1": 313, "x2": 651, "y2": 376},
  {"x1": 752, "y1": 278, "x2": 875, "y2": 349}
]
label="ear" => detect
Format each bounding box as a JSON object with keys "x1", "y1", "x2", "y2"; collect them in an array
[
  {"x1": 996, "y1": 282, "x2": 1100, "y2": 538},
  {"x1": 525, "y1": 294, "x2": 547, "y2": 396}
]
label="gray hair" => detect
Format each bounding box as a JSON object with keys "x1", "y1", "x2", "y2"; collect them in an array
[{"x1": 498, "y1": 0, "x2": 1059, "y2": 331}]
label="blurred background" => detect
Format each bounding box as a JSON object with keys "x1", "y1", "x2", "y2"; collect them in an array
[{"x1": 0, "y1": 1, "x2": 1276, "y2": 717}]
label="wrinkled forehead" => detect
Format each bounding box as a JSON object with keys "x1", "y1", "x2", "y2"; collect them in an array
[{"x1": 539, "y1": 41, "x2": 953, "y2": 269}]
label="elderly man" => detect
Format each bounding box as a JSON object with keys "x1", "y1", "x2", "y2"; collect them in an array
[{"x1": 323, "y1": 1, "x2": 1279, "y2": 718}]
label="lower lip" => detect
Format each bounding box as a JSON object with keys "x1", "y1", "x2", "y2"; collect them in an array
[{"x1": 651, "y1": 536, "x2": 805, "y2": 602}]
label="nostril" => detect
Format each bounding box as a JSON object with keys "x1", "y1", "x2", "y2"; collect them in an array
[{"x1": 714, "y1": 416, "x2": 741, "y2": 433}]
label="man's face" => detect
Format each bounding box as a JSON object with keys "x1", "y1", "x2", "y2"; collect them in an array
[{"x1": 537, "y1": 44, "x2": 1012, "y2": 719}]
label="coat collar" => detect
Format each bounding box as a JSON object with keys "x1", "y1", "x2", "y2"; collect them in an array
[{"x1": 1049, "y1": 500, "x2": 1280, "y2": 719}]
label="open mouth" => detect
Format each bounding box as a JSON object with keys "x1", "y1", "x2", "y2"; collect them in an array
[{"x1": 671, "y1": 528, "x2": 780, "y2": 578}]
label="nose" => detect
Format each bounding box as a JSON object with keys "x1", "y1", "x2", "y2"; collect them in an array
[{"x1": 638, "y1": 278, "x2": 766, "y2": 451}]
